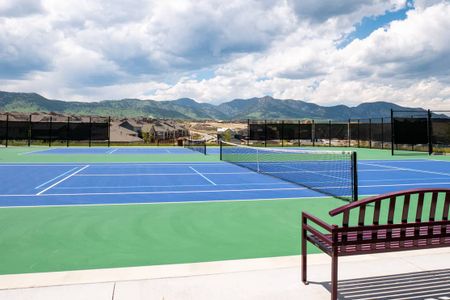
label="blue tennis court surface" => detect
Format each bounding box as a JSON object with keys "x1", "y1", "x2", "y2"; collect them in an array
[{"x1": 0, "y1": 159, "x2": 449, "y2": 207}]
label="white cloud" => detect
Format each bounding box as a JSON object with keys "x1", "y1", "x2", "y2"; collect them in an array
[{"x1": 0, "y1": 0, "x2": 449, "y2": 111}]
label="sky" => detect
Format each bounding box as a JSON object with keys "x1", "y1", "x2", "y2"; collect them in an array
[{"x1": 0, "y1": 0, "x2": 449, "y2": 110}]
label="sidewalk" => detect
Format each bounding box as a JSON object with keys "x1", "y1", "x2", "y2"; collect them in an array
[{"x1": 0, "y1": 248, "x2": 449, "y2": 300}]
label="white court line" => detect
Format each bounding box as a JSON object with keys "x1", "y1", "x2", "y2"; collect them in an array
[
  {"x1": 360, "y1": 181, "x2": 450, "y2": 188},
  {"x1": 74, "y1": 171, "x2": 256, "y2": 176},
  {"x1": 35, "y1": 167, "x2": 81, "y2": 189},
  {"x1": 18, "y1": 149, "x2": 53, "y2": 156},
  {"x1": 107, "y1": 149, "x2": 118, "y2": 154},
  {"x1": 36, "y1": 165, "x2": 90, "y2": 196},
  {"x1": 189, "y1": 166, "x2": 217, "y2": 186},
  {"x1": 359, "y1": 162, "x2": 450, "y2": 177},
  {"x1": 53, "y1": 182, "x2": 291, "y2": 190}
]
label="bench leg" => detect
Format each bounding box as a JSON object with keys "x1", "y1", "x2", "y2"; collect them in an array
[
  {"x1": 301, "y1": 227, "x2": 308, "y2": 284},
  {"x1": 331, "y1": 253, "x2": 338, "y2": 300}
]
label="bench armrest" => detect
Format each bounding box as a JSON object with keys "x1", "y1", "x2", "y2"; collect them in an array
[{"x1": 302, "y1": 212, "x2": 333, "y2": 232}]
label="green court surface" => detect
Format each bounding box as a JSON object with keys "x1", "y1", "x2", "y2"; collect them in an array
[{"x1": 0, "y1": 146, "x2": 448, "y2": 275}]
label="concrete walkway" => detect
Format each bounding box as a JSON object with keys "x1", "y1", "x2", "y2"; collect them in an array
[{"x1": 0, "y1": 248, "x2": 449, "y2": 300}]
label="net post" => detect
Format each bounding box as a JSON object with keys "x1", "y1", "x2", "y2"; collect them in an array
[
  {"x1": 204, "y1": 142, "x2": 207, "y2": 155},
  {"x1": 351, "y1": 151, "x2": 358, "y2": 202},
  {"x1": 391, "y1": 109, "x2": 394, "y2": 156},
  {"x1": 66, "y1": 116, "x2": 70, "y2": 147},
  {"x1": 49, "y1": 116, "x2": 52, "y2": 147},
  {"x1": 28, "y1": 114, "x2": 32, "y2": 147},
  {"x1": 427, "y1": 109, "x2": 432, "y2": 155},
  {"x1": 219, "y1": 140, "x2": 223, "y2": 160},
  {"x1": 5, "y1": 113, "x2": 9, "y2": 148}
]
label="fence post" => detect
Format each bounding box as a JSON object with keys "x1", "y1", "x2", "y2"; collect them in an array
[
  {"x1": 89, "y1": 117, "x2": 92, "y2": 147},
  {"x1": 108, "y1": 116, "x2": 111, "y2": 147},
  {"x1": 369, "y1": 118, "x2": 372, "y2": 149},
  {"x1": 427, "y1": 109, "x2": 433, "y2": 155},
  {"x1": 391, "y1": 109, "x2": 394, "y2": 156},
  {"x1": 264, "y1": 120, "x2": 267, "y2": 147},
  {"x1": 381, "y1": 118, "x2": 384, "y2": 149},
  {"x1": 247, "y1": 119, "x2": 250, "y2": 146},
  {"x1": 28, "y1": 114, "x2": 32, "y2": 147},
  {"x1": 66, "y1": 116, "x2": 70, "y2": 147},
  {"x1": 5, "y1": 113, "x2": 9, "y2": 147},
  {"x1": 357, "y1": 119, "x2": 360, "y2": 148},
  {"x1": 281, "y1": 120, "x2": 284, "y2": 147},
  {"x1": 312, "y1": 120, "x2": 315, "y2": 147},
  {"x1": 49, "y1": 116, "x2": 52, "y2": 147},
  {"x1": 298, "y1": 120, "x2": 301, "y2": 147},
  {"x1": 328, "y1": 120, "x2": 331, "y2": 147},
  {"x1": 348, "y1": 119, "x2": 351, "y2": 147}
]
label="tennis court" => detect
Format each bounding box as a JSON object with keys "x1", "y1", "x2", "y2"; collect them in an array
[
  {"x1": 0, "y1": 146, "x2": 449, "y2": 277},
  {"x1": 0, "y1": 159, "x2": 449, "y2": 207}
]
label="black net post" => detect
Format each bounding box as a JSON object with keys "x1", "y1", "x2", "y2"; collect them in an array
[
  {"x1": 108, "y1": 116, "x2": 111, "y2": 147},
  {"x1": 351, "y1": 151, "x2": 358, "y2": 202},
  {"x1": 281, "y1": 120, "x2": 284, "y2": 147},
  {"x1": 89, "y1": 117, "x2": 92, "y2": 147},
  {"x1": 391, "y1": 109, "x2": 394, "y2": 155},
  {"x1": 49, "y1": 116, "x2": 52, "y2": 147},
  {"x1": 5, "y1": 113, "x2": 9, "y2": 147},
  {"x1": 328, "y1": 120, "x2": 331, "y2": 147},
  {"x1": 219, "y1": 140, "x2": 223, "y2": 160},
  {"x1": 264, "y1": 120, "x2": 267, "y2": 147},
  {"x1": 427, "y1": 109, "x2": 433, "y2": 155},
  {"x1": 28, "y1": 114, "x2": 32, "y2": 147}
]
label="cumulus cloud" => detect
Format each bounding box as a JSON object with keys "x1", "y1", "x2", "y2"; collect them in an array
[{"x1": 0, "y1": 0, "x2": 449, "y2": 110}]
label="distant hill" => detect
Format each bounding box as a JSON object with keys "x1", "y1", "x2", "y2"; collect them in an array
[{"x1": 0, "y1": 91, "x2": 441, "y2": 120}]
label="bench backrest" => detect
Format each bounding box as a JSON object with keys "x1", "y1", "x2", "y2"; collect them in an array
[{"x1": 329, "y1": 188, "x2": 450, "y2": 227}]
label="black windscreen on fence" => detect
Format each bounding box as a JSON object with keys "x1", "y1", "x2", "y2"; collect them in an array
[
  {"x1": 249, "y1": 123, "x2": 265, "y2": 141},
  {"x1": 31, "y1": 121, "x2": 51, "y2": 140},
  {"x1": 393, "y1": 117, "x2": 428, "y2": 145},
  {"x1": 314, "y1": 123, "x2": 329, "y2": 141},
  {"x1": 91, "y1": 123, "x2": 109, "y2": 140},
  {"x1": 283, "y1": 123, "x2": 299, "y2": 140},
  {"x1": 300, "y1": 124, "x2": 312, "y2": 140},
  {"x1": 69, "y1": 123, "x2": 92, "y2": 140},
  {"x1": 431, "y1": 118, "x2": 450, "y2": 147},
  {"x1": 0, "y1": 120, "x2": 6, "y2": 140},
  {"x1": 266, "y1": 123, "x2": 282, "y2": 141},
  {"x1": 7, "y1": 121, "x2": 29, "y2": 140},
  {"x1": 330, "y1": 123, "x2": 347, "y2": 140}
]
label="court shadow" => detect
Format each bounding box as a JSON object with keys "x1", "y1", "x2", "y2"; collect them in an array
[{"x1": 314, "y1": 268, "x2": 450, "y2": 300}]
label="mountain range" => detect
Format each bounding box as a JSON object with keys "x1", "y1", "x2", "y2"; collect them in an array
[{"x1": 0, "y1": 91, "x2": 438, "y2": 120}]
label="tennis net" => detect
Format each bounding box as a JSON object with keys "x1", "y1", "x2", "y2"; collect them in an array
[
  {"x1": 185, "y1": 138, "x2": 207, "y2": 155},
  {"x1": 220, "y1": 141, "x2": 358, "y2": 201}
]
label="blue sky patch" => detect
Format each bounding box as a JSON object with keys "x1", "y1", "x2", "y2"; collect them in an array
[{"x1": 338, "y1": 0, "x2": 414, "y2": 48}]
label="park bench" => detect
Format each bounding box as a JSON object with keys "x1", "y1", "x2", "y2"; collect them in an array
[{"x1": 301, "y1": 188, "x2": 450, "y2": 300}]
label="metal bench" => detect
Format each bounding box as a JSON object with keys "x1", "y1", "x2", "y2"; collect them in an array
[{"x1": 301, "y1": 188, "x2": 450, "y2": 300}]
